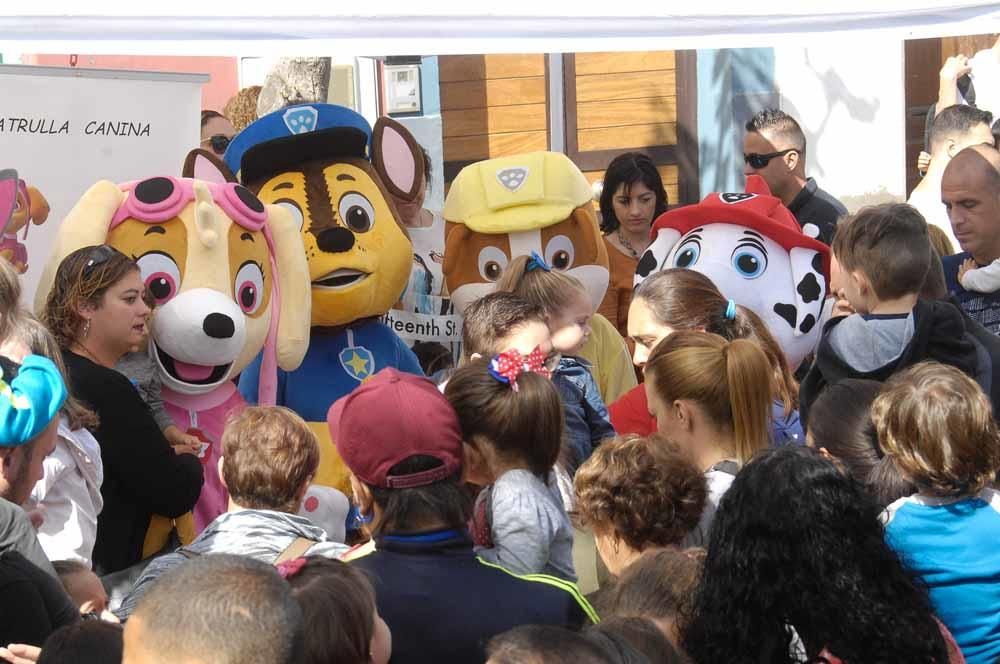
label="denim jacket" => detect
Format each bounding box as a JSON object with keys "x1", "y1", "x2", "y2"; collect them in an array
[{"x1": 552, "y1": 356, "x2": 616, "y2": 474}]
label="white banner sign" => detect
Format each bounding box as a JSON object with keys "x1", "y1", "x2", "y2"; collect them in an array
[
  {"x1": 383, "y1": 309, "x2": 463, "y2": 345},
  {"x1": 0, "y1": 64, "x2": 206, "y2": 304}
]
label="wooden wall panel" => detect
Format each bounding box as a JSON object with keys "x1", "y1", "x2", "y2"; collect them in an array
[
  {"x1": 583, "y1": 166, "x2": 680, "y2": 207},
  {"x1": 578, "y1": 123, "x2": 678, "y2": 152},
  {"x1": 442, "y1": 104, "x2": 547, "y2": 138},
  {"x1": 575, "y1": 51, "x2": 676, "y2": 76},
  {"x1": 440, "y1": 77, "x2": 547, "y2": 111},
  {"x1": 576, "y1": 97, "x2": 677, "y2": 130},
  {"x1": 575, "y1": 70, "x2": 677, "y2": 103},
  {"x1": 443, "y1": 131, "x2": 548, "y2": 162},
  {"x1": 439, "y1": 54, "x2": 545, "y2": 83}
]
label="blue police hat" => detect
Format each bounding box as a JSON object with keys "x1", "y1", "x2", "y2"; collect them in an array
[
  {"x1": 224, "y1": 103, "x2": 373, "y2": 186},
  {"x1": 0, "y1": 354, "x2": 67, "y2": 448}
]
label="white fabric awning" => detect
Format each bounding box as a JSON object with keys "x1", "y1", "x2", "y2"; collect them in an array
[{"x1": 2, "y1": 1, "x2": 1000, "y2": 55}]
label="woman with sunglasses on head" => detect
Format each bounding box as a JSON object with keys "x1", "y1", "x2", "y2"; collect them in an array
[
  {"x1": 597, "y1": 152, "x2": 669, "y2": 338},
  {"x1": 41, "y1": 246, "x2": 203, "y2": 577}
]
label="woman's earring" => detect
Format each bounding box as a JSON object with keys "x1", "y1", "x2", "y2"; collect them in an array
[{"x1": 83, "y1": 320, "x2": 91, "y2": 339}]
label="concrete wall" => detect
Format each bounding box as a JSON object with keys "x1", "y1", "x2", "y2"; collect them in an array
[{"x1": 773, "y1": 39, "x2": 906, "y2": 211}]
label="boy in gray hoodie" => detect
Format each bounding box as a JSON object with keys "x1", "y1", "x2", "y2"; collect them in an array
[{"x1": 800, "y1": 203, "x2": 987, "y2": 426}]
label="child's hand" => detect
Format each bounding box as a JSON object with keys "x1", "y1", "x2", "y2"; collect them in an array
[
  {"x1": 0, "y1": 644, "x2": 41, "y2": 664},
  {"x1": 958, "y1": 258, "x2": 976, "y2": 283},
  {"x1": 831, "y1": 290, "x2": 855, "y2": 318}
]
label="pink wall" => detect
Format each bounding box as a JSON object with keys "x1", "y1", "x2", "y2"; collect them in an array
[{"x1": 21, "y1": 54, "x2": 239, "y2": 111}]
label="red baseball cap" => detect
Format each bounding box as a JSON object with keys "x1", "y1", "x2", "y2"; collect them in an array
[{"x1": 327, "y1": 368, "x2": 463, "y2": 489}]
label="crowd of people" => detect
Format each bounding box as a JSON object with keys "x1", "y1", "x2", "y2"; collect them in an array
[{"x1": 2, "y1": 60, "x2": 1000, "y2": 663}]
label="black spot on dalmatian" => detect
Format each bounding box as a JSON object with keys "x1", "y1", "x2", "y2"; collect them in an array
[
  {"x1": 812, "y1": 252, "x2": 823, "y2": 275},
  {"x1": 799, "y1": 314, "x2": 817, "y2": 334},
  {"x1": 774, "y1": 303, "x2": 798, "y2": 329},
  {"x1": 637, "y1": 250, "x2": 658, "y2": 278},
  {"x1": 720, "y1": 193, "x2": 757, "y2": 204},
  {"x1": 796, "y1": 272, "x2": 821, "y2": 303}
]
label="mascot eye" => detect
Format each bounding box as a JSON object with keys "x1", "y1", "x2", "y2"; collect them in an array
[
  {"x1": 274, "y1": 199, "x2": 304, "y2": 231},
  {"x1": 136, "y1": 251, "x2": 181, "y2": 305},
  {"x1": 338, "y1": 192, "x2": 375, "y2": 233},
  {"x1": 673, "y1": 239, "x2": 701, "y2": 269},
  {"x1": 477, "y1": 246, "x2": 509, "y2": 282},
  {"x1": 544, "y1": 235, "x2": 575, "y2": 271},
  {"x1": 731, "y1": 245, "x2": 768, "y2": 279},
  {"x1": 234, "y1": 261, "x2": 265, "y2": 315}
]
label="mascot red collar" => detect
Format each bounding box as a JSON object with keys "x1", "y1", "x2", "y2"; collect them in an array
[{"x1": 635, "y1": 175, "x2": 830, "y2": 369}]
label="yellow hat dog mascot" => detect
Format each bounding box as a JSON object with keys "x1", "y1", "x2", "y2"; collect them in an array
[
  {"x1": 34, "y1": 150, "x2": 312, "y2": 542},
  {"x1": 443, "y1": 151, "x2": 636, "y2": 403},
  {"x1": 225, "y1": 104, "x2": 424, "y2": 493}
]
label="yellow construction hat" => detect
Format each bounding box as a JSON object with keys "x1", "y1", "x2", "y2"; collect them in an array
[{"x1": 443, "y1": 152, "x2": 592, "y2": 234}]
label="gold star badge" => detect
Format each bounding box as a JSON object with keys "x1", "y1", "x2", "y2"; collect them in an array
[{"x1": 345, "y1": 351, "x2": 370, "y2": 377}]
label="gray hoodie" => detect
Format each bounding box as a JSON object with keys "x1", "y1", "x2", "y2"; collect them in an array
[{"x1": 116, "y1": 509, "x2": 348, "y2": 620}]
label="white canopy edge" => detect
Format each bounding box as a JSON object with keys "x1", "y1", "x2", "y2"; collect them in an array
[{"x1": 2, "y1": 4, "x2": 1000, "y2": 55}]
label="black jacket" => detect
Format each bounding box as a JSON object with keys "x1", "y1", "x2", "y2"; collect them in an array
[
  {"x1": 63, "y1": 351, "x2": 203, "y2": 576},
  {"x1": 800, "y1": 300, "x2": 981, "y2": 427},
  {"x1": 352, "y1": 528, "x2": 595, "y2": 664}
]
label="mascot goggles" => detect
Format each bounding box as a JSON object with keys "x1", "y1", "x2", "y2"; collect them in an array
[
  {"x1": 743, "y1": 149, "x2": 798, "y2": 170},
  {"x1": 110, "y1": 176, "x2": 267, "y2": 232}
]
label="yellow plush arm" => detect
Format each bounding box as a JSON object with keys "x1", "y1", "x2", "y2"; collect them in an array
[{"x1": 33, "y1": 180, "x2": 124, "y2": 315}]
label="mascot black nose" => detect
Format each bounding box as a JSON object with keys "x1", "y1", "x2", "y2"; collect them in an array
[
  {"x1": 203, "y1": 313, "x2": 236, "y2": 339},
  {"x1": 316, "y1": 227, "x2": 356, "y2": 253}
]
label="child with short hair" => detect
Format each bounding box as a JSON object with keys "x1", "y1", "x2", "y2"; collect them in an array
[
  {"x1": 495, "y1": 254, "x2": 615, "y2": 473},
  {"x1": 51, "y1": 560, "x2": 112, "y2": 619},
  {"x1": 445, "y1": 355, "x2": 576, "y2": 581},
  {"x1": 875, "y1": 361, "x2": 1000, "y2": 664},
  {"x1": 800, "y1": 203, "x2": 985, "y2": 426}
]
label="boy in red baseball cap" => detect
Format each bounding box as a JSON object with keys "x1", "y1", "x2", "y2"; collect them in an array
[{"x1": 328, "y1": 368, "x2": 596, "y2": 664}]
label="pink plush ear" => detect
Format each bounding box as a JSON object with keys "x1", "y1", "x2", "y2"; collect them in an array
[
  {"x1": 182, "y1": 149, "x2": 237, "y2": 184},
  {"x1": 372, "y1": 118, "x2": 423, "y2": 201},
  {"x1": 0, "y1": 169, "x2": 18, "y2": 235}
]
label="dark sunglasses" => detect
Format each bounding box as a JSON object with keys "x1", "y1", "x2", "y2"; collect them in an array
[
  {"x1": 202, "y1": 134, "x2": 232, "y2": 154},
  {"x1": 82, "y1": 244, "x2": 121, "y2": 274},
  {"x1": 743, "y1": 148, "x2": 797, "y2": 170}
]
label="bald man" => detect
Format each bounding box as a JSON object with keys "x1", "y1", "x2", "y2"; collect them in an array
[{"x1": 941, "y1": 144, "x2": 1000, "y2": 333}]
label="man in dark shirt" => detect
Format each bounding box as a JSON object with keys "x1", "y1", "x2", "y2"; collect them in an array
[
  {"x1": 743, "y1": 108, "x2": 847, "y2": 244},
  {"x1": 941, "y1": 144, "x2": 1000, "y2": 334}
]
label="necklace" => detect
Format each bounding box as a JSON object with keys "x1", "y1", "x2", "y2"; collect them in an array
[
  {"x1": 617, "y1": 229, "x2": 641, "y2": 260},
  {"x1": 72, "y1": 341, "x2": 105, "y2": 367}
]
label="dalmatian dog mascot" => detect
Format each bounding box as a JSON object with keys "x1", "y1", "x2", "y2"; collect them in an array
[{"x1": 634, "y1": 175, "x2": 830, "y2": 371}]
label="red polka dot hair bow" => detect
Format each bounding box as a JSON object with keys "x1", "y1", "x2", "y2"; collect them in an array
[{"x1": 488, "y1": 347, "x2": 552, "y2": 392}]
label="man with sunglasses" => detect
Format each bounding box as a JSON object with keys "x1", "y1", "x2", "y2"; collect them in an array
[
  {"x1": 200, "y1": 110, "x2": 235, "y2": 158},
  {"x1": 743, "y1": 108, "x2": 846, "y2": 244}
]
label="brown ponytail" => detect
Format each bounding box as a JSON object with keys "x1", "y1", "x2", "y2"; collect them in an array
[
  {"x1": 495, "y1": 254, "x2": 590, "y2": 320},
  {"x1": 644, "y1": 330, "x2": 772, "y2": 464}
]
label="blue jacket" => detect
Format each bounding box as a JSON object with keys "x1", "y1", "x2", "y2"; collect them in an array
[
  {"x1": 552, "y1": 356, "x2": 616, "y2": 474},
  {"x1": 238, "y1": 320, "x2": 423, "y2": 422},
  {"x1": 351, "y1": 528, "x2": 596, "y2": 664}
]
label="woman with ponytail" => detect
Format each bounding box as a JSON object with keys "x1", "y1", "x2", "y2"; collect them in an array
[
  {"x1": 644, "y1": 330, "x2": 773, "y2": 544},
  {"x1": 613, "y1": 268, "x2": 802, "y2": 446}
]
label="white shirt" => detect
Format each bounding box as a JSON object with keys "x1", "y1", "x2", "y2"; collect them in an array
[{"x1": 907, "y1": 186, "x2": 959, "y2": 253}]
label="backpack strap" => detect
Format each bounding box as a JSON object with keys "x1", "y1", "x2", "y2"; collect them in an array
[{"x1": 275, "y1": 537, "x2": 316, "y2": 565}]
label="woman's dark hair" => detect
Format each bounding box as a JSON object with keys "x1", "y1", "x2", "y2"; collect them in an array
[
  {"x1": 445, "y1": 359, "x2": 564, "y2": 477},
  {"x1": 41, "y1": 245, "x2": 140, "y2": 349},
  {"x1": 634, "y1": 268, "x2": 798, "y2": 413},
  {"x1": 598, "y1": 152, "x2": 669, "y2": 234},
  {"x1": 368, "y1": 455, "x2": 471, "y2": 537},
  {"x1": 486, "y1": 625, "x2": 610, "y2": 664},
  {"x1": 200, "y1": 109, "x2": 225, "y2": 127},
  {"x1": 411, "y1": 341, "x2": 453, "y2": 377},
  {"x1": 594, "y1": 547, "x2": 705, "y2": 629},
  {"x1": 585, "y1": 616, "x2": 686, "y2": 664},
  {"x1": 38, "y1": 621, "x2": 123, "y2": 664},
  {"x1": 682, "y1": 446, "x2": 949, "y2": 664},
  {"x1": 808, "y1": 379, "x2": 916, "y2": 508},
  {"x1": 286, "y1": 558, "x2": 376, "y2": 664}
]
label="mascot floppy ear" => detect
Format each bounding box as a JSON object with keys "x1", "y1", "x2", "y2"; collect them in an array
[
  {"x1": 372, "y1": 117, "x2": 424, "y2": 202},
  {"x1": 183, "y1": 149, "x2": 238, "y2": 184},
  {"x1": 26, "y1": 186, "x2": 50, "y2": 226},
  {"x1": 785, "y1": 248, "x2": 828, "y2": 336},
  {"x1": 634, "y1": 227, "x2": 682, "y2": 287},
  {"x1": 268, "y1": 203, "x2": 312, "y2": 371},
  {"x1": 0, "y1": 170, "x2": 17, "y2": 237},
  {"x1": 33, "y1": 180, "x2": 125, "y2": 315}
]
